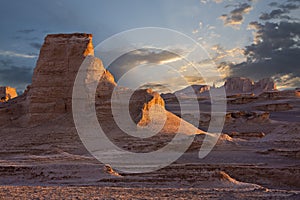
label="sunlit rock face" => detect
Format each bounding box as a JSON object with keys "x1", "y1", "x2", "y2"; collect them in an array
[
  {"x1": 0, "y1": 86, "x2": 21, "y2": 127},
  {"x1": 225, "y1": 77, "x2": 276, "y2": 95},
  {"x1": 0, "y1": 86, "x2": 18, "y2": 102},
  {"x1": 129, "y1": 89, "x2": 165, "y2": 126},
  {"x1": 128, "y1": 88, "x2": 204, "y2": 135}
]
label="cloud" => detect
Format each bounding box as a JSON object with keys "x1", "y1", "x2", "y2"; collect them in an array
[
  {"x1": 184, "y1": 75, "x2": 206, "y2": 85},
  {"x1": 0, "y1": 65, "x2": 33, "y2": 91},
  {"x1": 0, "y1": 56, "x2": 34, "y2": 91},
  {"x1": 220, "y1": 3, "x2": 253, "y2": 29},
  {"x1": 17, "y1": 29, "x2": 35, "y2": 34},
  {"x1": 213, "y1": 0, "x2": 223, "y2": 3},
  {"x1": 200, "y1": 0, "x2": 223, "y2": 4},
  {"x1": 225, "y1": 20, "x2": 300, "y2": 88},
  {"x1": 29, "y1": 42, "x2": 42, "y2": 50},
  {"x1": 268, "y1": 2, "x2": 279, "y2": 7},
  {"x1": 272, "y1": 73, "x2": 300, "y2": 89},
  {"x1": 259, "y1": 9, "x2": 288, "y2": 20},
  {"x1": 139, "y1": 75, "x2": 210, "y2": 93},
  {"x1": 139, "y1": 83, "x2": 172, "y2": 93},
  {"x1": 0, "y1": 50, "x2": 37, "y2": 58},
  {"x1": 279, "y1": 3, "x2": 300, "y2": 10},
  {"x1": 245, "y1": 21, "x2": 300, "y2": 61},
  {"x1": 107, "y1": 48, "x2": 184, "y2": 82},
  {"x1": 200, "y1": 0, "x2": 210, "y2": 4},
  {"x1": 260, "y1": 1, "x2": 300, "y2": 20}
]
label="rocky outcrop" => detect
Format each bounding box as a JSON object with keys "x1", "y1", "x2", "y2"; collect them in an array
[
  {"x1": 126, "y1": 88, "x2": 204, "y2": 135},
  {"x1": 224, "y1": 77, "x2": 254, "y2": 94},
  {"x1": 295, "y1": 88, "x2": 300, "y2": 97},
  {"x1": 255, "y1": 103, "x2": 293, "y2": 111},
  {"x1": 0, "y1": 86, "x2": 17, "y2": 102},
  {"x1": 227, "y1": 96, "x2": 258, "y2": 104},
  {"x1": 27, "y1": 33, "x2": 98, "y2": 123},
  {"x1": 174, "y1": 85, "x2": 210, "y2": 97},
  {"x1": 162, "y1": 77, "x2": 276, "y2": 101},
  {"x1": 254, "y1": 78, "x2": 276, "y2": 93},
  {"x1": 225, "y1": 111, "x2": 270, "y2": 123},
  {"x1": 129, "y1": 89, "x2": 165, "y2": 126},
  {"x1": 225, "y1": 77, "x2": 276, "y2": 95},
  {"x1": 258, "y1": 91, "x2": 280, "y2": 99},
  {"x1": 227, "y1": 131, "x2": 265, "y2": 139}
]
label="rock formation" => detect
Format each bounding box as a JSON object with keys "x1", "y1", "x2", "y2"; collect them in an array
[
  {"x1": 224, "y1": 77, "x2": 276, "y2": 95},
  {"x1": 254, "y1": 78, "x2": 276, "y2": 93},
  {"x1": 255, "y1": 103, "x2": 293, "y2": 111},
  {"x1": 0, "y1": 86, "x2": 17, "y2": 102},
  {"x1": 162, "y1": 77, "x2": 276, "y2": 103},
  {"x1": 174, "y1": 85, "x2": 210, "y2": 97},
  {"x1": 129, "y1": 89, "x2": 165, "y2": 126},
  {"x1": 161, "y1": 84, "x2": 211, "y2": 104},
  {"x1": 0, "y1": 33, "x2": 300, "y2": 194},
  {"x1": 224, "y1": 77, "x2": 254, "y2": 94},
  {"x1": 128, "y1": 88, "x2": 204, "y2": 134},
  {"x1": 225, "y1": 111, "x2": 270, "y2": 123},
  {"x1": 0, "y1": 33, "x2": 203, "y2": 136},
  {"x1": 170, "y1": 85, "x2": 210, "y2": 97},
  {"x1": 295, "y1": 88, "x2": 300, "y2": 97},
  {"x1": 27, "y1": 33, "x2": 94, "y2": 123}
]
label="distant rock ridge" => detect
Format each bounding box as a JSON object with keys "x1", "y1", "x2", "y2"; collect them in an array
[
  {"x1": 161, "y1": 77, "x2": 276, "y2": 101},
  {"x1": 175, "y1": 85, "x2": 210, "y2": 97},
  {"x1": 224, "y1": 77, "x2": 277, "y2": 95},
  {"x1": 0, "y1": 86, "x2": 17, "y2": 102}
]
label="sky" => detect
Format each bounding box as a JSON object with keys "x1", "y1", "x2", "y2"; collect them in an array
[{"x1": 0, "y1": 0, "x2": 299, "y2": 92}]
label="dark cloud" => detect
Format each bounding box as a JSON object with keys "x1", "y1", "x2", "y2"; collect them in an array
[
  {"x1": 245, "y1": 21, "x2": 300, "y2": 61},
  {"x1": 29, "y1": 42, "x2": 42, "y2": 50},
  {"x1": 17, "y1": 29, "x2": 35, "y2": 34},
  {"x1": 227, "y1": 21, "x2": 300, "y2": 88},
  {"x1": 0, "y1": 59, "x2": 13, "y2": 67},
  {"x1": 0, "y1": 59, "x2": 33, "y2": 91},
  {"x1": 220, "y1": 3, "x2": 252, "y2": 28},
  {"x1": 260, "y1": 2, "x2": 300, "y2": 20},
  {"x1": 279, "y1": 3, "x2": 300, "y2": 10},
  {"x1": 268, "y1": 2, "x2": 279, "y2": 7},
  {"x1": 259, "y1": 9, "x2": 288, "y2": 20}
]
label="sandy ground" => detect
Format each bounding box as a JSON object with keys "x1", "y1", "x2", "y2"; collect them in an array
[
  {"x1": 1, "y1": 186, "x2": 299, "y2": 200},
  {"x1": 0, "y1": 95, "x2": 299, "y2": 199}
]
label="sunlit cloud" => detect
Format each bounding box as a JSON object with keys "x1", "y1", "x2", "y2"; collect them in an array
[
  {"x1": 219, "y1": 3, "x2": 253, "y2": 29},
  {"x1": 272, "y1": 73, "x2": 300, "y2": 89}
]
